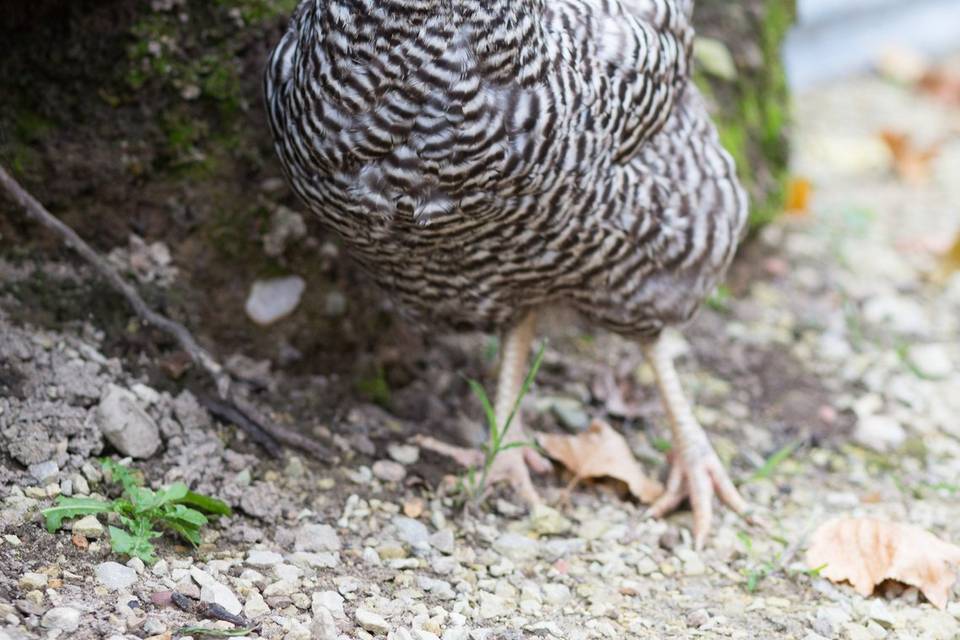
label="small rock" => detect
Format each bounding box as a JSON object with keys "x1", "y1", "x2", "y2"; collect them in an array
[
  {"x1": 312, "y1": 591, "x2": 345, "y2": 619},
  {"x1": 200, "y1": 581, "x2": 243, "y2": 616},
  {"x1": 429, "y1": 529, "x2": 455, "y2": 555},
  {"x1": 41, "y1": 606, "x2": 81, "y2": 632},
  {"x1": 262, "y1": 206, "x2": 307, "y2": 257},
  {"x1": 96, "y1": 562, "x2": 138, "y2": 591},
  {"x1": 393, "y1": 516, "x2": 431, "y2": 550},
  {"x1": 676, "y1": 548, "x2": 707, "y2": 576},
  {"x1": 529, "y1": 505, "x2": 572, "y2": 535},
  {"x1": 853, "y1": 415, "x2": 906, "y2": 452},
  {"x1": 372, "y1": 460, "x2": 406, "y2": 483},
  {"x1": 72, "y1": 515, "x2": 105, "y2": 539},
  {"x1": 247, "y1": 550, "x2": 284, "y2": 567},
  {"x1": 542, "y1": 583, "x2": 571, "y2": 605},
  {"x1": 28, "y1": 461, "x2": 59, "y2": 483},
  {"x1": 492, "y1": 533, "x2": 539, "y2": 562},
  {"x1": 96, "y1": 385, "x2": 161, "y2": 459},
  {"x1": 686, "y1": 609, "x2": 710, "y2": 628},
  {"x1": 294, "y1": 524, "x2": 341, "y2": 552},
  {"x1": 387, "y1": 444, "x2": 420, "y2": 465},
  {"x1": 545, "y1": 397, "x2": 590, "y2": 431},
  {"x1": 18, "y1": 573, "x2": 48, "y2": 591},
  {"x1": 356, "y1": 608, "x2": 390, "y2": 635},
  {"x1": 313, "y1": 603, "x2": 338, "y2": 640},
  {"x1": 244, "y1": 276, "x2": 306, "y2": 325},
  {"x1": 478, "y1": 592, "x2": 512, "y2": 619},
  {"x1": 907, "y1": 344, "x2": 953, "y2": 379}
]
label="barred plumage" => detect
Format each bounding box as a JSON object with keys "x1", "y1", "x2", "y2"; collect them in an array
[{"x1": 265, "y1": 0, "x2": 747, "y2": 339}]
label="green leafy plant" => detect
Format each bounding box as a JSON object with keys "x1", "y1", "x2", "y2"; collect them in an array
[
  {"x1": 42, "y1": 459, "x2": 231, "y2": 564},
  {"x1": 748, "y1": 439, "x2": 801, "y2": 482},
  {"x1": 461, "y1": 343, "x2": 547, "y2": 502}
]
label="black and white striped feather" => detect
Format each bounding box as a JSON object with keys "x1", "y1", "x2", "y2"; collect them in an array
[{"x1": 265, "y1": 0, "x2": 747, "y2": 337}]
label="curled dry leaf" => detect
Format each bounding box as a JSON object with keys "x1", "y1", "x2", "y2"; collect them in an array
[
  {"x1": 785, "y1": 177, "x2": 813, "y2": 215},
  {"x1": 806, "y1": 517, "x2": 960, "y2": 609},
  {"x1": 879, "y1": 130, "x2": 941, "y2": 185},
  {"x1": 536, "y1": 420, "x2": 663, "y2": 503}
]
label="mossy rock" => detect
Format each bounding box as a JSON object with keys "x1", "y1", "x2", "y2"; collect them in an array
[{"x1": 694, "y1": 0, "x2": 796, "y2": 228}]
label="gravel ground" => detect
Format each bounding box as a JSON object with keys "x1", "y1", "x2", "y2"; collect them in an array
[{"x1": 2, "y1": 64, "x2": 960, "y2": 640}]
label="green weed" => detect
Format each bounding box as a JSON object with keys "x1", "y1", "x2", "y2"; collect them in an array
[
  {"x1": 42, "y1": 459, "x2": 231, "y2": 565},
  {"x1": 461, "y1": 343, "x2": 547, "y2": 503}
]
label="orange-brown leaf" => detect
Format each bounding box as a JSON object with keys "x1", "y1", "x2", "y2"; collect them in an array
[
  {"x1": 537, "y1": 420, "x2": 663, "y2": 503},
  {"x1": 806, "y1": 517, "x2": 960, "y2": 609},
  {"x1": 918, "y1": 68, "x2": 960, "y2": 108},
  {"x1": 785, "y1": 177, "x2": 813, "y2": 215},
  {"x1": 879, "y1": 130, "x2": 941, "y2": 185}
]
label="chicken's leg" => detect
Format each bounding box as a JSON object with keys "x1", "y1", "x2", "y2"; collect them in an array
[
  {"x1": 642, "y1": 334, "x2": 749, "y2": 549},
  {"x1": 485, "y1": 311, "x2": 552, "y2": 503}
]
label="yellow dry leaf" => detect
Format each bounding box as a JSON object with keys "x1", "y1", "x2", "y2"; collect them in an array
[
  {"x1": 937, "y1": 231, "x2": 960, "y2": 280},
  {"x1": 785, "y1": 177, "x2": 813, "y2": 215},
  {"x1": 879, "y1": 130, "x2": 941, "y2": 185},
  {"x1": 806, "y1": 517, "x2": 960, "y2": 609},
  {"x1": 537, "y1": 420, "x2": 663, "y2": 503}
]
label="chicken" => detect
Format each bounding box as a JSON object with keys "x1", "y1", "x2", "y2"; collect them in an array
[{"x1": 265, "y1": 0, "x2": 750, "y2": 547}]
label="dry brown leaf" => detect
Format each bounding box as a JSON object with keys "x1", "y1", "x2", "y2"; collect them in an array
[
  {"x1": 918, "y1": 67, "x2": 960, "y2": 108},
  {"x1": 879, "y1": 130, "x2": 941, "y2": 185},
  {"x1": 537, "y1": 420, "x2": 663, "y2": 503},
  {"x1": 937, "y1": 231, "x2": 960, "y2": 281},
  {"x1": 785, "y1": 177, "x2": 813, "y2": 215},
  {"x1": 806, "y1": 517, "x2": 960, "y2": 609}
]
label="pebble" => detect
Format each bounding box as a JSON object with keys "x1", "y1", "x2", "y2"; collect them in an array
[
  {"x1": 40, "y1": 606, "x2": 82, "y2": 632},
  {"x1": 96, "y1": 384, "x2": 161, "y2": 459},
  {"x1": 853, "y1": 414, "x2": 906, "y2": 452},
  {"x1": 429, "y1": 529, "x2": 455, "y2": 555},
  {"x1": 18, "y1": 573, "x2": 48, "y2": 591},
  {"x1": 72, "y1": 515, "x2": 105, "y2": 539},
  {"x1": 247, "y1": 550, "x2": 284, "y2": 567},
  {"x1": 393, "y1": 516, "x2": 431, "y2": 551},
  {"x1": 200, "y1": 581, "x2": 243, "y2": 616},
  {"x1": 244, "y1": 592, "x2": 271, "y2": 619},
  {"x1": 387, "y1": 444, "x2": 420, "y2": 465},
  {"x1": 372, "y1": 460, "x2": 407, "y2": 483},
  {"x1": 907, "y1": 344, "x2": 953, "y2": 379},
  {"x1": 28, "y1": 460, "x2": 59, "y2": 483},
  {"x1": 244, "y1": 276, "x2": 306, "y2": 325},
  {"x1": 687, "y1": 609, "x2": 710, "y2": 628},
  {"x1": 529, "y1": 505, "x2": 572, "y2": 535},
  {"x1": 95, "y1": 562, "x2": 137, "y2": 591},
  {"x1": 478, "y1": 592, "x2": 512, "y2": 619},
  {"x1": 294, "y1": 524, "x2": 342, "y2": 552},
  {"x1": 312, "y1": 591, "x2": 345, "y2": 619},
  {"x1": 356, "y1": 608, "x2": 391, "y2": 634},
  {"x1": 491, "y1": 533, "x2": 538, "y2": 562}
]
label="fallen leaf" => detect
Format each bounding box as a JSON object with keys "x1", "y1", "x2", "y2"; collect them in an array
[
  {"x1": 785, "y1": 177, "x2": 813, "y2": 215},
  {"x1": 918, "y1": 67, "x2": 960, "y2": 108},
  {"x1": 937, "y1": 231, "x2": 960, "y2": 281},
  {"x1": 536, "y1": 420, "x2": 663, "y2": 503},
  {"x1": 879, "y1": 130, "x2": 941, "y2": 185},
  {"x1": 806, "y1": 517, "x2": 960, "y2": 609}
]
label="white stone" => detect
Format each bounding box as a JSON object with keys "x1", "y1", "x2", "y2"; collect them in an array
[
  {"x1": 356, "y1": 608, "x2": 390, "y2": 634},
  {"x1": 853, "y1": 414, "x2": 906, "y2": 452},
  {"x1": 96, "y1": 385, "x2": 161, "y2": 459},
  {"x1": 200, "y1": 581, "x2": 242, "y2": 616},
  {"x1": 41, "y1": 607, "x2": 81, "y2": 632},
  {"x1": 95, "y1": 561, "x2": 137, "y2": 591},
  {"x1": 244, "y1": 276, "x2": 306, "y2": 325},
  {"x1": 295, "y1": 523, "x2": 341, "y2": 552},
  {"x1": 246, "y1": 549, "x2": 284, "y2": 567},
  {"x1": 244, "y1": 592, "x2": 271, "y2": 619},
  {"x1": 387, "y1": 444, "x2": 420, "y2": 465},
  {"x1": 907, "y1": 344, "x2": 953, "y2": 379},
  {"x1": 72, "y1": 515, "x2": 105, "y2": 539},
  {"x1": 312, "y1": 590, "x2": 345, "y2": 619}
]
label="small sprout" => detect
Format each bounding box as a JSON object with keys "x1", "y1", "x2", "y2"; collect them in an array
[
  {"x1": 461, "y1": 343, "x2": 547, "y2": 503},
  {"x1": 705, "y1": 284, "x2": 732, "y2": 312},
  {"x1": 651, "y1": 436, "x2": 673, "y2": 453},
  {"x1": 749, "y1": 439, "x2": 802, "y2": 482},
  {"x1": 41, "y1": 459, "x2": 231, "y2": 565}
]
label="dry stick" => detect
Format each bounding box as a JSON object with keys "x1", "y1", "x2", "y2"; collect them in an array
[
  {"x1": 0, "y1": 164, "x2": 318, "y2": 458},
  {"x1": 0, "y1": 165, "x2": 230, "y2": 396}
]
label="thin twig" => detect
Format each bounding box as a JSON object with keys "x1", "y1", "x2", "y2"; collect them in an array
[
  {"x1": 0, "y1": 164, "x2": 311, "y2": 459},
  {"x1": 0, "y1": 164, "x2": 231, "y2": 397}
]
